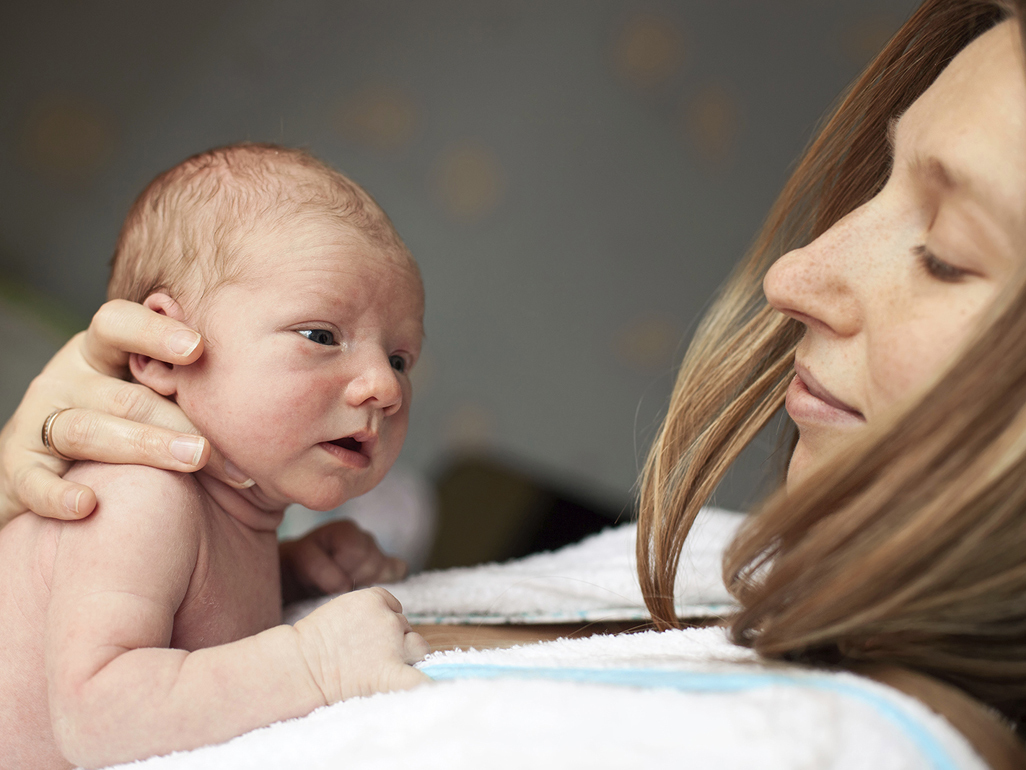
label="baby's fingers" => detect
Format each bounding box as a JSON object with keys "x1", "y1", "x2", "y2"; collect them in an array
[
  {"x1": 404, "y1": 630, "x2": 430, "y2": 664},
  {"x1": 295, "y1": 540, "x2": 355, "y2": 595},
  {"x1": 390, "y1": 664, "x2": 431, "y2": 691},
  {"x1": 367, "y1": 585, "x2": 405, "y2": 615},
  {"x1": 377, "y1": 555, "x2": 408, "y2": 584}
]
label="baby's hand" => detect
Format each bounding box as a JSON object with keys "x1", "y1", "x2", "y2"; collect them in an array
[
  {"x1": 280, "y1": 519, "x2": 407, "y2": 603},
  {"x1": 293, "y1": 587, "x2": 429, "y2": 702}
]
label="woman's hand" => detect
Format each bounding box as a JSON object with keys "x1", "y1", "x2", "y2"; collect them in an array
[
  {"x1": 0, "y1": 300, "x2": 245, "y2": 526},
  {"x1": 279, "y1": 520, "x2": 408, "y2": 605}
]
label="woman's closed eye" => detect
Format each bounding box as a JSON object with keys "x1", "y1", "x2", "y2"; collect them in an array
[
  {"x1": 913, "y1": 245, "x2": 969, "y2": 283},
  {"x1": 298, "y1": 329, "x2": 337, "y2": 346}
]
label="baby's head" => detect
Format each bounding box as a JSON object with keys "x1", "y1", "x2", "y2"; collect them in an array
[{"x1": 111, "y1": 143, "x2": 424, "y2": 513}]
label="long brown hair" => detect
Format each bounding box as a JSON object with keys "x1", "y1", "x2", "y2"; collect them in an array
[{"x1": 637, "y1": 0, "x2": 1026, "y2": 723}]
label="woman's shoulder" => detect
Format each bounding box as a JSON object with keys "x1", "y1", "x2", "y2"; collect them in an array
[{"x1": 857, "y1": 664, "x2": 1026, "y2": 770}]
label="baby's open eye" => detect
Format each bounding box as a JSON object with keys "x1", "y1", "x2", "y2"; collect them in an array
[
  {"x1": 389, "y1": 354, "x2": 408, "y2": 373},
  {"x1": 299, "y1": 329, "x2": 337, "y2": 346}
]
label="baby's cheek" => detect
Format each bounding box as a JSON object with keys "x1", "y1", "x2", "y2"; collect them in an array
[
  {"x1": 245, "y1": 376, "x2": 339, "y2": 448},
  {"x1": 184, "y1": 372, "x2": 318, "y2": 458}
]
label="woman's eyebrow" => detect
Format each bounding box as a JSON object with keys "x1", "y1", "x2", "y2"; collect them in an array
[
  {"x1": 891, "y1": 114, "x2": 993, "y2": 207},
  {"x1": 889, "y1": 113, "x2": 956, "y2": 188}
]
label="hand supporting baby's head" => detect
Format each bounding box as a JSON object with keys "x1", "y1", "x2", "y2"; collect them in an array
[{"x1": 110, "y1": 143, "x2": 425, "y2": 513}]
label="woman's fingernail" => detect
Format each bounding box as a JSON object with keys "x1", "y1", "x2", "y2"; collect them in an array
[
  {"x1": 169, "y1": 330, "x2": 201, "y2": 357},
  {"x1": 170, "y1": 436, "x2": 205, "y2": 466},
  {"x1": 64, "y1": 489, "x2": 83, "y2": 515},
  {"x1": 224, "y1": 459, "x2": 255, "y2": 488}
]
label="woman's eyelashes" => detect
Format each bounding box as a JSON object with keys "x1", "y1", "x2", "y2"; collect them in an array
[
  {"x1": 298, "y1": 328, "x2": 337, "y2": 346},
  {"x1": 913, "y1": 244, "x2": 968, "y2": 283}
]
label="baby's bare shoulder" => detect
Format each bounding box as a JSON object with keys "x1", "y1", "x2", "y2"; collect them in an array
[
  {"x1": 64, "y1": 463, "x2": 206, "y2": 537},
  {"x1": 67, "y1": 461, "x2": 198, "y2": 499},
  {"x1": 51, "y1": 464, "x2": 208, "y2": 609}
]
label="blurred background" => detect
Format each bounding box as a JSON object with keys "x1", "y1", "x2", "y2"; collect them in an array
[{"x1": 0, "y1": 0, "x2": 919, "y2": 569}]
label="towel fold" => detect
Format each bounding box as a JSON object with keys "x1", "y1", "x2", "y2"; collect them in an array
[{"x1": 285, "y1": 506, "x2": 744, "y2": 625}]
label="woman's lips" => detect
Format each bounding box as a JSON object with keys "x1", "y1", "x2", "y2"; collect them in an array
[{"x1": 785, "y1": 366, "x2": 865, "y2": 427}]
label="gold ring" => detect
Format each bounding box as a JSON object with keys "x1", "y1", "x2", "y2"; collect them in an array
[{"x1": 41, "y1": 408, "x2": 74, "y2": 461}]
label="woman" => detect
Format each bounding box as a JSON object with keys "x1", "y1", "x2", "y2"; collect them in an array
[
  {"x1": 3, "y1": 0, "x2": 1025, "y2": 762},
  {"x1": 639, "y1": 0, "x2": 1026, "y2": 737}
]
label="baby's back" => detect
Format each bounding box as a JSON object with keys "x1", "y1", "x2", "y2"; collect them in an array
[
  {"x1": 0, "y1": 512, "x2": 67, "y2": 767},
  {"x1": 0, "y1": 463, "x2": 282, "y2": 768}
]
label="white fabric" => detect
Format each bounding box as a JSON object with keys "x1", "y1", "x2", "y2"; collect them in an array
[
  {"x1": 102, "y1": 627, "x2": 986, "y2": 770},
  {"x1": 97, "y1": 510, "x2": 986, "y2": 769},
  {"x1": 285, "y1": 506, "x2": 744, "y2": 625}
]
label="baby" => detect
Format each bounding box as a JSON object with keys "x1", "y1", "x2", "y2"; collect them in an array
[{"x1": 0, "y1": 144, "x2": 429, "y2": 768}]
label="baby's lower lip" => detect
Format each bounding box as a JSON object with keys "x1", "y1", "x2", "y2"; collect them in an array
[
  {"x1": 319, "y1": 441, "x2": 371, "y2": 469},
  {"x1": 785, "y1": 375, "x2": 865, "y2": 427}
]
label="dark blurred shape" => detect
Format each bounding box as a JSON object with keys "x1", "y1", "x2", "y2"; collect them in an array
[{"x1": 428, "y1": 454, "x2": 624, "y2": 569}]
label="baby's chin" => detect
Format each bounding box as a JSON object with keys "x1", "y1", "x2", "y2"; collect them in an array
[{"x1": 284, "y1": 474, "x2": 382, "y2": 512}]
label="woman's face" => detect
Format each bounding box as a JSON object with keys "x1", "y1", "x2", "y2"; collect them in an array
[{"x1": 764, "y1": 20, "x2": 1026, "y2": 486}]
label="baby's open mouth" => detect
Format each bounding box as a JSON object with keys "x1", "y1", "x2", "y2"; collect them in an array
[{"x1": 330, "y1": 437, "x2": 364, "y2": 454}]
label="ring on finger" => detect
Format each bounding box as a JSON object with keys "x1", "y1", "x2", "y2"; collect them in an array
[{"x1": 41, "y1": 408, "x2": 74, "y2": 462}]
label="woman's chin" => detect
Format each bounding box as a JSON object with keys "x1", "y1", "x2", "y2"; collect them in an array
[{"x1": 785, "y1": 441, "x2": 815, "y2": 492}]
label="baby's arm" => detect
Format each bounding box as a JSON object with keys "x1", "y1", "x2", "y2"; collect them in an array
[{"x1": 46, "y1": 465, "x2": 427, "y2": 768}]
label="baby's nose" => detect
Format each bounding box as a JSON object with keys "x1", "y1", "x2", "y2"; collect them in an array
[{"x1": 346, "y1": 356, "x2": 403, "y2": 414}]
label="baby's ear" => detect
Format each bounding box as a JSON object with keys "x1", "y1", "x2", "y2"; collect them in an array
[{"x1": 128, "y1": 293, "x2": 189, "y2": 397}]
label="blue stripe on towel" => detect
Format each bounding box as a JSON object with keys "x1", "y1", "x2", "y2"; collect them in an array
[{"x1": 420, "y1": 664, "x2": 960, "y2": 770}]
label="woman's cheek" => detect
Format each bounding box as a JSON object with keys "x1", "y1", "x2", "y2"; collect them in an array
[{"x1": 868, "y1": 321, "x2": 966, "y2": 413}]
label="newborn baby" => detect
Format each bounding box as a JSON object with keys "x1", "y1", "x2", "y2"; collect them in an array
[{"x1": 0, "y1": 143, "x2": 429, "y2": 768}]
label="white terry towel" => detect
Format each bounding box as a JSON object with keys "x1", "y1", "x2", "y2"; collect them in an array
[
  {"x1": 285, "y1": 506, "x2": 745, "y2": 625},
  {"x1": 101, "y1": 627, "x2": 986, "y2": 770}
]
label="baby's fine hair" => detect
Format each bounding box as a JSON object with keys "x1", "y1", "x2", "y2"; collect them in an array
[{"x1": 108, "y1": 143, "x2": 410, "y2": 305}]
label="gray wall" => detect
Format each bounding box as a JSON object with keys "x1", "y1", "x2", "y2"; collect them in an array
[{"x1": 0, "y1": 1, "x2": 919, "y2": 510}]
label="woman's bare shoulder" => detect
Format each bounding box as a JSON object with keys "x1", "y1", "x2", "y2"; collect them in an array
[{"x1": 857, "y1": 664, "x2": 1025, "y2": 770}]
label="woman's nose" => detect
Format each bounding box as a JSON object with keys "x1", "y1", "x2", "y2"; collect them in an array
[
  {"x1": 345, "y1": 354, "x2": 403, "y2": 416},
  {"x1": 763, "y1": 226, "x2": 862, "y2": 338}
]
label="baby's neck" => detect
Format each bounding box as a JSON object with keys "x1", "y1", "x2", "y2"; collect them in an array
[{"x1": 193, "y1": 472, "x2": 285, "y2": 533}]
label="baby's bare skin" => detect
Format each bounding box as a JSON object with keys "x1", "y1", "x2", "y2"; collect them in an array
[
  {"x1": 0, "y1": 147, "x2": 430, "y2": 767},
  {"x1": 0, "y1": 461, "x2": 426, "y2": 769}
]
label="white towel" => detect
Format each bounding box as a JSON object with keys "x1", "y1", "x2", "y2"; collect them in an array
[
  {"x1": 285, "y1": 506, "x2": 744, "y2": 625},
  {"x1": 102, "y1": 627, "x2": 986, "y2": 770}
]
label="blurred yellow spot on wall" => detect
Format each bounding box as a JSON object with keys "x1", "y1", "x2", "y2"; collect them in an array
[
  {"x1": 613, "y1": 315, "x2": 682, "y2": 372},
  {"x1": 337, "y1": 84, "x2": 419, "y2": 152},
  {"x1": 841, "y1": 15, "x2": 901, "y2": 66},
  {"x1": 685, "y1": 85, "x2": 741, "y2": 165},
  {"x1": 432, "y1": 142, "x2": 504, "y2": 222},
  {"x1": 613, "y1": 14, "x2": 685, "y2": 89},
  {"x1": 444, "y1": 403, "x2": 495, "y2": 451},
  {"x1": 21, "y1": 93, "x2": 115, "y2": 185}
]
